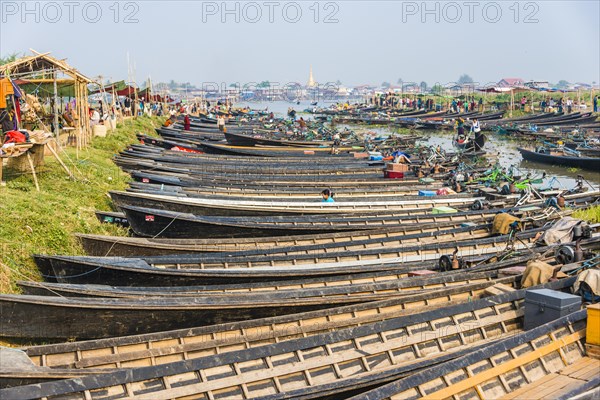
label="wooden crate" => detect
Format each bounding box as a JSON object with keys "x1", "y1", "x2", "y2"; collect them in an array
[{"x1": 386, "y1": 163, "x2": 409, "y2": 172}]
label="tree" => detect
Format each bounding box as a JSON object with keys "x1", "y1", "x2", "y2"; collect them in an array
[
  {"x1": 168, "y1": 80, "x2": 177, "y2": 89},
  {"x1": 0, "y1": 52, "x2": 19, "y2": 66},
  {"x1": 420, "y1": 81, "x2": 428, "y2": 92},
  {"x1": 381, "y1": 81, "x2": 391, "y2": 88},
  {"x1": 458, "y1": 74, "x2": 474, "y2": 84},
  {"x1": 431, "y1": 84, "x2": 444, "y2": 94},
  {"x1": 257, "y1": 81, "x2": 271, "y2": 88},
  {"x1": 397, "y1": 78, "x2": 403, "y2": 84},
  {"x1": 556, "y1": 80, "x2": 569, "y2": 89},
  {"x1": 335, "y1": 80, "x2": 342, "y2": 86}
]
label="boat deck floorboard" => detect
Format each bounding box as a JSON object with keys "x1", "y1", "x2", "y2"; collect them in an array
[{"x1": 499, "y1": 357, "x2": 600, "y2": 399}]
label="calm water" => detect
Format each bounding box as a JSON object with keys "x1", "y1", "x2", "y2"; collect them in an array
[{"x1": 237, "y1": 101, "x2": 600, "y2": 189}]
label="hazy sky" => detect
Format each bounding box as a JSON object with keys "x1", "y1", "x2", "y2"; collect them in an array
[{"x1": 1, "y1": 1, "x2": 598, "y2": 87}]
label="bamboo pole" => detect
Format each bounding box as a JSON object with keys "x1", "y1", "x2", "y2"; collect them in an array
[
  {"x1": 26, "y1": 152, "x2": 40, "y2": 192},
  {"x1": 53, "y1": 70, "x2": 59, "y2": 140},
  {"x1": 47, "y1": 139, "x2": 73, "y2": 178}
]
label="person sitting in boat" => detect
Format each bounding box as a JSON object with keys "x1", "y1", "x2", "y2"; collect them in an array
[
  {"x1": 455, "y1": 117, "x2": 466, "y2": 143},
  {"x1": 431, "y1": 162, "x2": 445, "y2": 174},
  {"x1": 298, "y1": 117, "x2": 307, "y2": 132},
  {"x1": 321, "y1": 189, "x2": 335, "y2": 203},
  {"x1": 333, "y1": 132, "x2": 341, "y2": 146}
]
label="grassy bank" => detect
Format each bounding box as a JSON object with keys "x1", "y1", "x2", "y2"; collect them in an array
[{"x1": 0, "y1": 116, "x2": 163, "y2": 294}]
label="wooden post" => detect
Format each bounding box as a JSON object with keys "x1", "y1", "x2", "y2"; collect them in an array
[
  {"x1": 53, "y1": 70, "x2": 59, "y2": 140},
  {"x1": 510, "y1": 89, "x2": 514, "y2": 118},
  {"x1": 26, "y1": 152, "x2": 40, "y2": 192}
]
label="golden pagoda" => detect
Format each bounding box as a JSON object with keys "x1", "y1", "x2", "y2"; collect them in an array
[{"x1": 307, "y1": 65, "x2": 316, "y2": 87}]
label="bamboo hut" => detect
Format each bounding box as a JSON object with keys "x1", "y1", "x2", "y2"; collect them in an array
[{"x1": 0, "y1": 50, "x2": 93, "y2": 149}]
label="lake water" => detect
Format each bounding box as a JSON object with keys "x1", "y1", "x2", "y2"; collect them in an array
[{"x1": 237, "y1": 101, "x2": 600, "y2": 189}]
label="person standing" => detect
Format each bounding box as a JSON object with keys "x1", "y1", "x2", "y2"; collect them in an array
[
  {"x1": 0, "y1": 108, "x2": 15, "y2": 142},
  {"x1": 183, "y1": 113, "x2": 191, "y2": 131},
  {"x1": 594, "y1": 96, "x2": 598, "y2": 113}
]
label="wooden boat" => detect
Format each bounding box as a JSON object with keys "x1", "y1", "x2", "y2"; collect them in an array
[
  {"x1": 115, "y1": 155, "x2": 383, "y2": 176},
  {"x1": 29, "y1": 226, "x2": 557, "y2": 272},
  {"x1": 76, "y1": 205, "x2": 542, "y2": 255},
  {"x1": 18, "y1": 266, "x2": 511, "y2": 299},
  {"x1": 111, "y1": 189, "x2": 600, "y2": 219},
  {"x1": 518, "y1": 147, "x2": 600, "y2": 171},
  {"x1": 118, "y1": 201, "x2": 590, "y2": 238},
  {"x1": 346, "y1": 310, "x2": 588, "y2": 400},
  {"x1": 128, "y1": 142, "x2": 368, "y2": 164},
  {"x1": 129, "y1": 169, "x2": 447, "y2": 189},
  {"x1": 35, "y1": 232, "x2": 596, "y2": 287},
  {"x1": 224, "y1": 131, "x2": 333, "y2": 147},
  {"x1": 1, "y1": 269, "x2": 522, "y2": 340},
  {"x1": 109, "y1": 191, "x2": 486, "y2": 217},
  {"x1": 126, "y1": 186, "x2": 477, "y2": 205},
  {"x1": 127, "y1": 181, "x2": 450, "y2": 199},
  {"x1": 9, "y1": 277, "x2": 571, "y2": 372},
  {"x1": 199, "y1": 141, "x2": 362, "y2": 157},
  {"x1": 94, "y1": 210, "x2": 128, "y2": 228},
  {"x1": 119, "y1": 204, "x2": 495, "y2": 238},
  {"x1": 119, "y1": 147, "x2": 383, "y2": 168},
  {"x1": 0, "y1": 285, "x2": 581, "y2": 398}
]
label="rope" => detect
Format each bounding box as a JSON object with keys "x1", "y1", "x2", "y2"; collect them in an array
[{"x1": 4, "y1": 258, "x2": 66, "y2": 298}]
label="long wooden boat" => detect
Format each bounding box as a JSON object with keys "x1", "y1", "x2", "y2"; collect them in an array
[
  {"x1": 129, "y1": 169, "x2": 447, "y2": 189},
  {"x1": 28, "y1": 226, "x2": 556, "y2": 273},
  {"x1": 128, "y1": 141, "x2": 369, "y2": 165},
  {"x1": 18, "y1": 266, "x2": 510, "y2": 299},
  {"x1": 114, "y1": 189, "x2": 600, "y2": 217},
  {"x1": 200, "y1": 141, "x2": 362, "y2": 157},
  {"x1": 127, "y1": 181, "x2": 450, "y2": 198},
  {"x1": 518, "y1": 147, "x2": 600, "y2": 171},
  {"x1": 224, "y1": 131, "x2": 333, "y2": 147},
  {"x1": 119, "y1": 147, "x2": 384, "y2": 169},
  {"x1": 77, "y1": 205, "x2": 546, "y2": 255},
  {"x1": 0, "y1": 284, "x2": 524, "y2": 388},
  {"x1": 153, "y1": 128, "x2": 223, "y2": 142},
  {"x1": 126, "y1": 186, "x2": 477, "y2": 205},
  {"x1": 115, "y1": 155, "x2": 383, "y2": 176},
  {"x1": 34, "y1": 233, "x2": 597, "y2": 287},
  {"x1": 118, "y1": 202, "x2": 580, "y2": 238},
  {"x1": 109, "y1": 190, "x2": 485, "y2": 217},
  {"x1": 0, "y1": 269, "x2": 522, "y2": 340},
  {"x1": 10, "y1": 277, "x2": 571, "y2": 372},
  {"x1": 346, "y1": 310, "x2": 588, "y2": 400},
  {"x1": 0, "y1": 286, "x2": 582, "y2": 398}
]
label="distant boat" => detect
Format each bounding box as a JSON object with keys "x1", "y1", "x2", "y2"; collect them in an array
[{"x1": 518, "y1": 147, "x2": 600, "y2": 171}]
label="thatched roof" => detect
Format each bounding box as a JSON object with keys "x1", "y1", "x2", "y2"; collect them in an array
[{"x1": 0, "y1": 50, "x2": 92, "y2": 83}]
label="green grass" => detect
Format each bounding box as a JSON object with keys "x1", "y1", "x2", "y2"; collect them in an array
[
  {"x1": 572, "y1": 205, "x2": 600, "y2": 225},
  {"x1": 0, "y1": 116, "x2": 163, "y2": 294}
]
